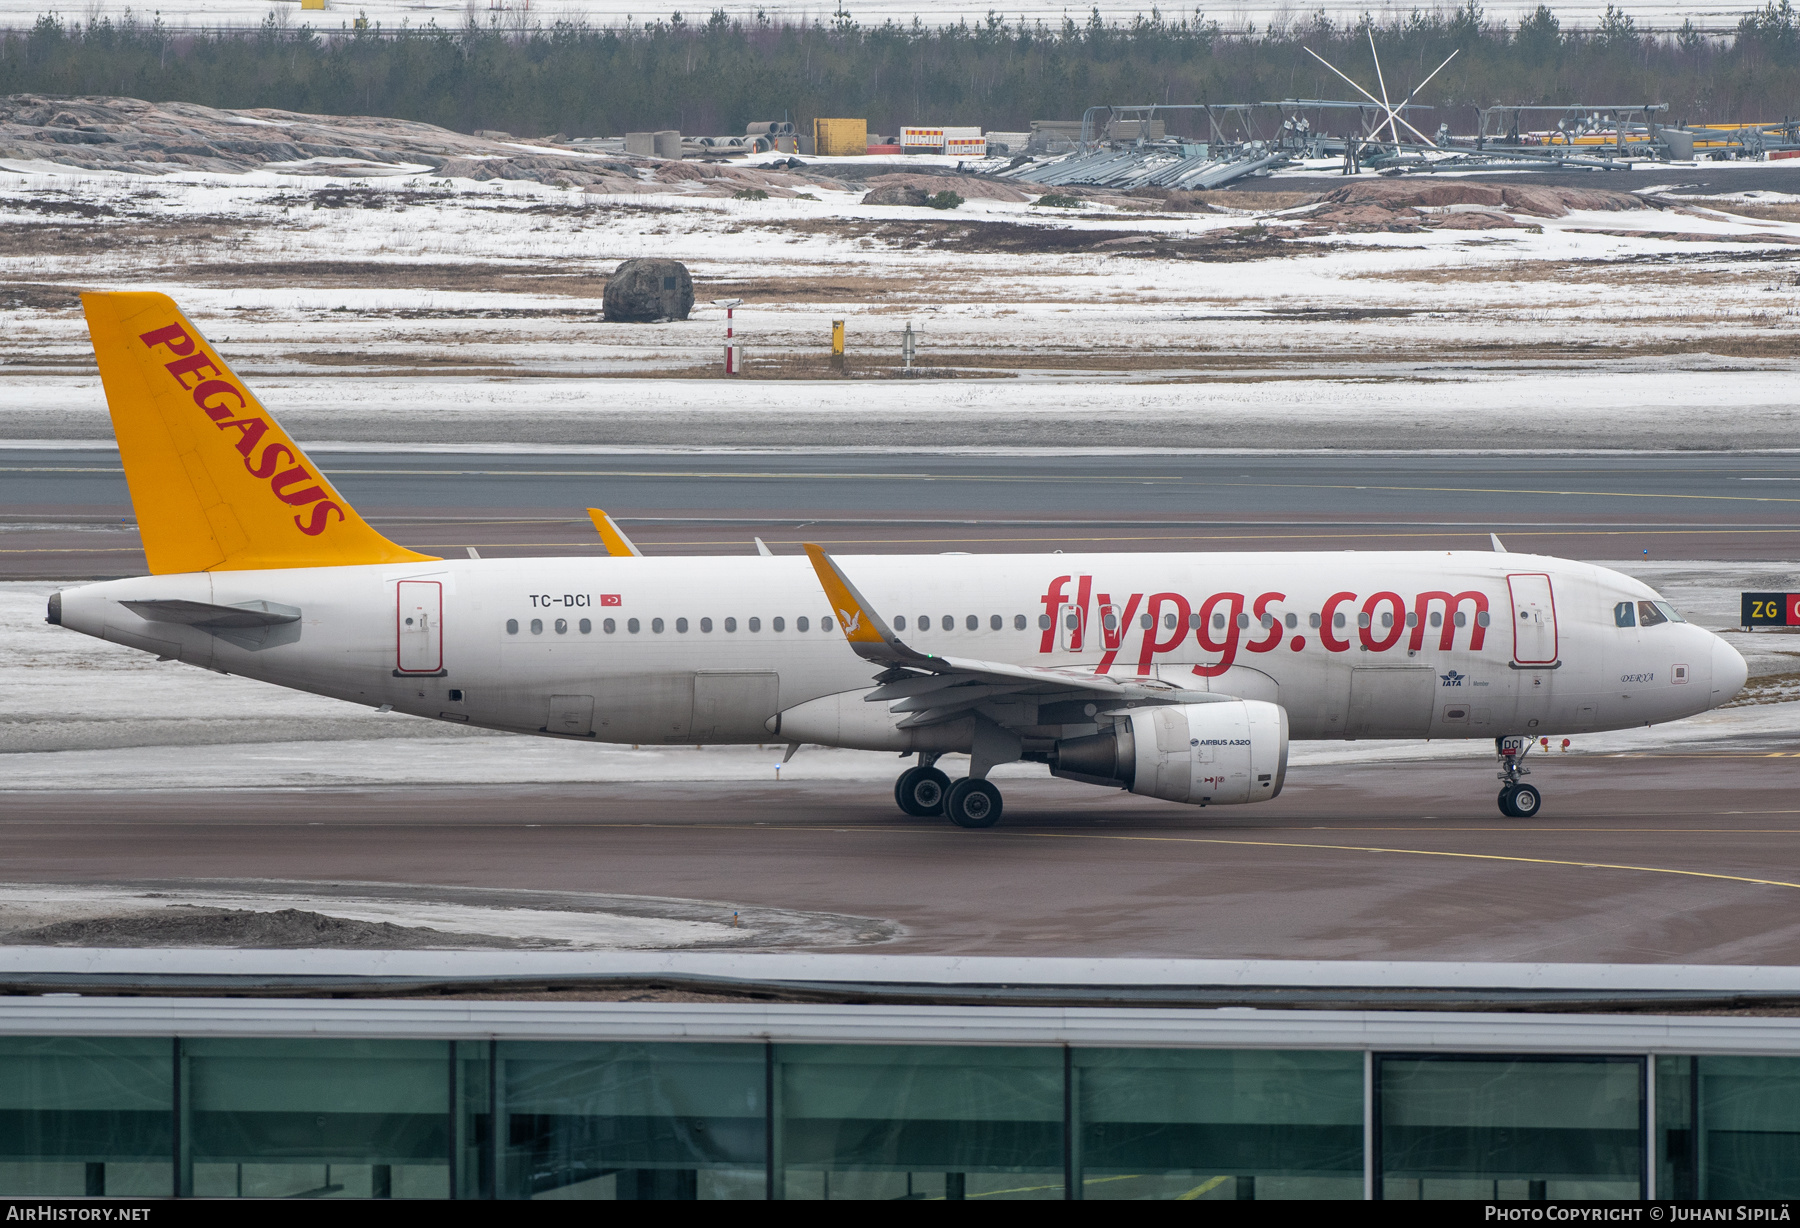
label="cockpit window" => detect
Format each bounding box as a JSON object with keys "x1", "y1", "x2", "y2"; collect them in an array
[
  {"x1": 1637, "y1": 600, "x2": 1668, "y2": 627},
  {"x1": 1655, "y1": 600, "x2": 1686, "y2": 624},
  {"x1": 1614, "y1": 601, "x2": 1636, "y2": 628}
]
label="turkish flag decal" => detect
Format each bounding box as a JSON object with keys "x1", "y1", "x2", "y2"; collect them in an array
[{"x1": 600, "y1": 594, "x2": 622, "y2": 607}]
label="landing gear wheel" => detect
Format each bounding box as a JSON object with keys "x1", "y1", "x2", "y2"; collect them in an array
[
  {"x1": 1497, "y1": 785, "x2": 1518, "y2": 817},
  {"x1": 945, "y1": 778, "x2": 1003, "y2": 829},
  {"x1": 1508, "y1": 783, "x2": 1542, "y2": 818},
  {"x1": 895, "y1": 766, "x2": 949, "y2": 817}
]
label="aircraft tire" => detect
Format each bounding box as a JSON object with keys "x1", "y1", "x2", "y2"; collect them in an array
[
  {"x1": 897, "y1": 767, "x2": 949, "y2": 817},
  {"x1": 1497, "y1": 786, "x2": 1518, "y2": 817},
  {"x1": 1509, "y1": 783, "x2": 1542, "y2": 818},
  {"x1": 945, "y1": 778, "x2": 1003, "y2": 829}
]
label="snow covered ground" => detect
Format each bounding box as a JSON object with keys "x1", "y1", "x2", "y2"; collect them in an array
[
  {"x1": 0, "y1": 0, "x2": 1762, "y2": 34},
  {"x1": 3, "y1": 156, "x2": 1800, "y2": 450}
]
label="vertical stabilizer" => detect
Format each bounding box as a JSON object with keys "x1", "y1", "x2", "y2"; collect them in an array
[{"x1": 82, "y1": 291, "x2": 437, "y2": 574}]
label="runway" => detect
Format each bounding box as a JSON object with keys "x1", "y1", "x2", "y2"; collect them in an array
[
  {"x1": 7, "y1": 448, "x2": 1800, "y2": 578},
  {"x1": 8, "y1": 750, "x2": 1800, "y2": 962}
]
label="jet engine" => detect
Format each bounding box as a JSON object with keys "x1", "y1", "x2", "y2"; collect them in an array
[{"x1": 1050, "y1": 700, "x2": 1289, "y2": 806}]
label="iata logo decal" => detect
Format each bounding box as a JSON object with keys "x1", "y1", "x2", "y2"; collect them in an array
[
  {"x1": 138, "y1": 321, "x2": 344, "y2": 537},
  {"x1": 1441, "y1": 670, "x2": 1465, "y2": 687}
]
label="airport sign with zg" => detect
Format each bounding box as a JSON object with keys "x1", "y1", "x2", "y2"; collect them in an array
[{"x1": 1741, "y1": 592, "x2": 1800, "y2": 627}]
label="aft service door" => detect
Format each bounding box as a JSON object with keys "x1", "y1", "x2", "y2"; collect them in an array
[
  {"x1": 396, "y1": 580, "x2": 442, "y2": 674},
  {"x1": 1507, "y1": 573, "x2": 1559, "y2": 665}
]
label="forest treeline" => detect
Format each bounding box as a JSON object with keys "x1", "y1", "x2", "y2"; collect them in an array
[{"x1": 3, "y1": 3, "x2": 1800, "y2": 139}]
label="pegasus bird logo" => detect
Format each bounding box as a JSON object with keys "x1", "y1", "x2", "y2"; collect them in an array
[{"x1": 838, "y1": 608, "x2": 862, "y2": 635}]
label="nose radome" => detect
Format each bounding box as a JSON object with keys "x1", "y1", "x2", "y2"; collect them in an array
[{"x1": 1711, "y1": 634, "x2": 1748, "y2": 703}]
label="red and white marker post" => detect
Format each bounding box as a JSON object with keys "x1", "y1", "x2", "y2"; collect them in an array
[{"x1": 715, "y1": 297, "x2": 744, "y2": 375}]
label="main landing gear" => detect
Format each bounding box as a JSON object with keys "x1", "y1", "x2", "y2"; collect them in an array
[
  {"x1": 894, "y1": 755, "x2": 1004, "y2": 829},
  {"x1": 1495, "y1": 734, "x2": 1543, "y2": 819}
]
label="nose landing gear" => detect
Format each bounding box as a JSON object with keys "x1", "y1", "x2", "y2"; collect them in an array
[{"x1": 1495, "y1": 735, "x2": 1543, "y2": 818}]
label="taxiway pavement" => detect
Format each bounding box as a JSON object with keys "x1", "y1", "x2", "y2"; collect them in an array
[
  {"x1": 8, "y1": 448, "x2": 1800, "y2": 578},
  {"x1": 8, "y1": 750, "x2": 1800, "y2": 963}
]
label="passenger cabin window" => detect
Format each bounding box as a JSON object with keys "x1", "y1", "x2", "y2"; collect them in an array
[
  {"x1": 530, "y1": 619, "x2": 543, "y2": 635},
  {"x1": 773, "y1": 617, "x2": 785, "y2": 632},
  {"x1": 1038, "y1": 615, "x2": 1051, "y2": 630},
  {"x1": 506, "y1": 619, "x2": 519, "y2": 635},
  {"x1": 651, "y1": 618, "x2": 664, "y2": 633},
  {"x1": 895, "y1": 616, "x2": 907, "y2": 631},
  {"x1": 555, "y1": 618, "x2": 568, "y2": 634},
  {"x1": 990, "y1": 615, "x2": 1002, "y2": 631},
  {"x1": 822, "y1": 616, "x2": 833, "y2": 631},
  {"x1": 1615, "y1": 601, "x2": 1636, "y2": 628},
  {"x1": 966, "y1": 615, "x2": 979, "y2": 631},
  {"x1": 603, "y1": 618, "x2": 616, "y2": 634},
  {"x1": 797, "y1": 616, "x2": 810, "y2": 632},
  {"x1": 724, "y1": 617, "x2": 737, "y2": 632},
  {"x1": 579, "y1": 619, "x2": 591, "y2": 634},
  {"x1": 942, "y1": 615, "x2": 954, "y2": 631},
  {"x1": 1638, "y1": 600, "x2": 1668, "y2": 627},
  {"x1": 700, "y1": 617, "x2": 712, "y2": 633},
  {"x1": 627, "y1": 618, "x2": 640, "y2": 633},
  {"x1": 676, "y1": 618, "x2": 688, "y2": 633},
  {"x1": 1014, "y1": 615, "x2": 1027, "y2": 630}
]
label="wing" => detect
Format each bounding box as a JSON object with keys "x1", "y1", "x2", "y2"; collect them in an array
[{"x1": 803, "y1": 544, "x2": 1228, "y2": 731}]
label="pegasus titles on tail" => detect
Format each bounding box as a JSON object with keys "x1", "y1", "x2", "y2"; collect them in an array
[{"x1": 82, "y1": 291, "x2": 436, "y2": 574}]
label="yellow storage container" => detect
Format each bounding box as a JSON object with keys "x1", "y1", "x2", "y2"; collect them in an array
[
  {"x1": 813, "y1": 118, "x2": 869, "y2": 157},
  {"x1": 301, "y1": 0, "x2": 326, "y2": 9}
]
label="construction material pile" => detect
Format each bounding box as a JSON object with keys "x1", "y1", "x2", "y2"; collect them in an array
[
  {"x1": 1008, "y1": 145, "x2": 1286, "y2": 191},
  {"x1": 1285, "y1": 180, "x2": 1656, "y2": 235}
]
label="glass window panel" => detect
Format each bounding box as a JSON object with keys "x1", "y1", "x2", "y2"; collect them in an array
[
  {"x1": 1656, "y1": 1055, "x2": 1694, "y2": 1200},
  {"x1": 1696, "y1": 1056, "x2": 1800, "y2": 1198},
  {"x1": 497, "y1": 1042, "x2": 764, "y2": 1201},
  {"x1": 1378, "y1": 1056, "x2": 1642, "y2": 1200},
  {"x1": 0, "y1": 1038, "x2": 172, "y2": 1196},
  {"x1": 180, "y1": 1039, "x2": 449, "y2": 1199},
  {"x1": 1074, "y1": 1049, "x2": 1363, "y2": 1200},
  {"x1": 455, "y1": 1040, "x2": 491, "y2": 1200},
  {"x1": 775, "y1": 1044, "x2": 1063, "y2": 1201}
]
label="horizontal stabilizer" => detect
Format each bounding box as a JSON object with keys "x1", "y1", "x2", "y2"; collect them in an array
[{"x1": 122, "y1": 598, "x2": 301, "y2": 628}]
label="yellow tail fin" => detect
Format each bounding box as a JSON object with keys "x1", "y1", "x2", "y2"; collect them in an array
[{"x1": 82, "y1": 291, "x2": 437, "y2": 574}]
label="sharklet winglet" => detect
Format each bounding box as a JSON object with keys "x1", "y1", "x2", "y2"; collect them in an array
[
  {"x1": 587, "y1": 508, "x2": 644, "y2": 558},
  {"x1": 801, "y1": 543, "x2": 936, "y2": 668}
]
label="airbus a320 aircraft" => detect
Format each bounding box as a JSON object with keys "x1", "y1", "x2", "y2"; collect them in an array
[{"x1": 48, "y1": 293, "x2": 1748, "y2": 826}]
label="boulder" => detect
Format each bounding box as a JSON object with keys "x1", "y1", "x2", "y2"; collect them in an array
[
  {"x1": 862, "y1": 183, "x2": 930, "y2": 206},
  {"x1": 603, "y1": 259, "x2": 694, "y2": 322}
]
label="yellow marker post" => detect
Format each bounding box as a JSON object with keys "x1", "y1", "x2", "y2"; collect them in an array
[{"x1": 831, "y1": 321, "x2": 845, "y2": 356}]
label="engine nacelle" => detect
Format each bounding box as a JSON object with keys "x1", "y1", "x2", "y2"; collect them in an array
[{"x1": 1051, "y1": 700, "x2": 1289, "y2": 806}]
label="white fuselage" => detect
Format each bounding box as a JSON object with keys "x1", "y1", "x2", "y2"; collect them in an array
[{"x1": 55, "y1": 550, "x2": 1746, "y2": 754}]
